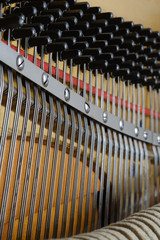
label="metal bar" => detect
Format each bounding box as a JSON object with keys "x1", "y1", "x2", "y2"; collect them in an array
[
  {"x1": 61, "y1": 108, "x2": 76, "y2": 237},
  {"x1": 98, "y1": 126, "x2": 107, "y2": 229},
  {"x1": 0, "y1": 72, "x2": 22, "y2": 240},
  {"x1": 101, "y1": 74, "x2": 104, "y2": 110},
  {"x1": 117, "y1": 77, "x2": 125, "y2": 221},
  {"x1": 44, "y1": 99, "x2": 62, "y2": 239},
  {"x1": 0, "y1": 42, "x2": 157, "y2": 145},
  {"x1": 127, "y1": 81, "x2": 131, "y2": 123},
  {"x1": 132, "y1": 84, "x2": 136, "y2": 125},
  {"x1": 69, "y1": 112, "x2": 83, "y2": 237},
  {"x1": 142, "y1": 87, "x2": 145, "y2": 129},
  {"x1": 52, "y1": 104, "x2": 69, "y2": 238},
  {"x1": 91, "y1": 123, "x2": 101, "y2": 230},
  {"x1": 110, "y1": 131, "x2": 119, "y2": 223},
  {"x1": 153, "y1": 146, "x2": 158, "y2": 204},
  {"x1": 84, "y1": 120, "x2": 95, "y2": 232},
  {"x1": 7, "y1": 80, "x2": 31, "y2": 240},
  {"x1": 112, "y1": 77, "x2": 115, "y2": 115},
  {"x1": 159, "y1": 90, "x2": 160, "y2": 133},
  {"x1": 76, "y1": 116, "x2": 89, "y2": 234},
  {"x1": 137, "y1": 84, "x2": 140, "y2": 126},
  {"x1": 150, "y1": 85, "x2": 153, "y2": 132},
  {"x1": 139, "y1": 141, "x2": 144, "y2": 211},
  {"x1": 155, "y1": 90, "x2": 158, "y2": 133},
  {"x1": 157, "y1": 147, "x2": 160, "y2": 201},
  {"x1": 117, "y1": 134, "x2": 124, "y2": 221},
  {"x1": 49, "y1": 53, "x2": 52, "y2": 76},
  {"x1": 0, "y1": 63, "x2": 4, "y2": 109},
  {"x1": 123, "y1": 81, "x2": 125, "y2": 120},
  {"x1": 70, "y1": 59, "x2": 73, "y2": 90},
  {"x1": 63, "y1": 60, "x2": 66, "y2": 85},
  {"x1": 133, "y1": 139, "x2": 139, "y2": 213},
  {"x1": 95, "y1": 70, "x2": 98, "y2": 106},
  {"x1": 56, "y1": 52, "x2": 59, "y2": 81},
  {"x1": 89, "y1": 70, "x2": 92, "y2": 103},
  {"x1": 128, "y1": 138, "x2": 134, "y2": 216},
  {"x1": 117, "y1": 77, "x2": 121, "y2": 119},
  {"x1": 104, "y1": 129, "x2": 113, "y2": 226},
  {"x1": 143, "y1": 142, "x2": 149, "y2": 209},
  {"x1": 17, "y1": 86, "x2": 39, "y2": 240},
  {"x1": 35, "y1": 95, "x2": 55, "y2": 240},
  {"x1": 26, "y1": 90, "x2": 47, "y2": 240},
  {"x1": 107, "y1": 73, "x2": 110, "y2": 113},
  {"x1": 0, "y1": 68, "x2": 14, "y2": 177},
  {"x1": 77, "y1": 65, "x2": 80, "y2": 94},
  {"x1": 83, "y1": 64, "x2": 86, "y2": 99},
  {"x1": 123, "y1": 136, "x2": 129, "y2": 218}
]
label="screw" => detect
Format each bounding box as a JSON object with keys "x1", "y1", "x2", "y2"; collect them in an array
[
  {"x1": 103, "y1": 111, "x2": 108, "y2": 123},
  {"x1": 64, "y1": 88, "x2": 70, "y2": 101},
  {"x1": 16, "y1": 55, "x2": 24, "y2": 71},
  {"x1": 157, "y1": 135, "x2": 160, "y2": 144},
  {"x1": 135, "y1": 126, "x2": 139, "y2": 137},
  {"x1": 84, "y1": 102, "x2": 90, "y2": 113},
  {"x1": 42, "y1": 72, "x2": 49, "y2": 87},
  {"x1": 119, "y1": 119, "x2": 124, "y2": 130},
  {"x1": 143, "y1": 131, "x2": 148, "y2": 140}
]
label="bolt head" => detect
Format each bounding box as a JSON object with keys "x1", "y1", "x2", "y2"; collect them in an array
[
  {"x1": 103, "y1": 111, "x2": 108, "y2": 123},
  {"x1": 135, "y1": 126, "x2": 139, "y2": 137},
  {"x1": 119, "y1": 119, "x2": 124, "y2": 130},
  {"x1": 157, "y1": 135, "x2": 160, "y2": 144},
  {"x1": 16, "y1": 55, "x2": 24, "y2": 71},
  {"x1": 64, "y1": 88, "x2": 70, "y2": 101},
  {"x1": 143, "y1": 131, "x2": 148, "y2": 140},
  {"x1": 42, "y1": 72, "x2": 49, "y2": 87},
  {"x1": 84, "y1": 102, "x2": 90, "y2": 113}
]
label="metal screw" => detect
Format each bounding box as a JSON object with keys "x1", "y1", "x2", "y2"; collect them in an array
[
  {"x1": 42, "y1": 72, "x2": 49, "y2": 87},
  {"x1": 16, "y1": 55, "x2": 24, "y2": 71},
  {"x1": 135, "y1": 126, "x2": 139, "y2": 137},
  {"x1": 103, "y1": 111, "x2": 108, "y2": 123},
  {"x1": 84, "y1": 102, "x2": 90, "y2": 113},
  {"x1": 119, "y1": 119, "x2": 124, "y2": 130},
  {"x1": 143, "y1": 131, "x2": 148, "y2": 140},
  {"x1": 157, "y1": 135, "x2": 160, "y2": 144},
  {"x1": 64, "y1": 88, "x2": 70, "y2": 101}
]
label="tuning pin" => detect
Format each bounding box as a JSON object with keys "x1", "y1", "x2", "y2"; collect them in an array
[
  {"x1": 96, "y1": 53, "x2": 114, "y2": 60},
  {"x1": 96, "y1": 32, "x2": 114, "y2": 41},
  {"x1": 48, "y1": 1, "x2": 70, "y2": 10},
  {"x1": 70, "y1": 2, "x2": 90, "y2": 11},
  {"x1": 82, "y1": 13, "x2": 96, "y2": 22},
  {"x1": 46, "y1": 41, "x2": 68, "y2": 53},
  {"x1": 77, "y1": 36, "x2": 96, "y2": 44},
  {"x1": 63, "y1": 9, "x2": 83, "y2": 19},
  {"x1": 62, "y1": 29, "x2": 83, "y2": 37},
  {"x1": 96, "y1": 12, "x2": 114, "y2": 20},
  {"x1": 48, "y1": 21, "x2": 69, "y2": 31},
  {"x1": 40, "y1": 29, "x2": 62, "y2": 40},
  {"x1": 83, "y1": 26, "x2": 102, "y2": 36},
  {"x1": 86, "y1": 6, "x2": 101, "y2": 14},
  {"x1": 83, "y1": 48, "x2": 102, "y2": 58},
  {"x1": 31, "y1": 15, "x2": 54, "y2": 25},
  {"x1": 12, "y1": 27, "x2": 37, "y2": 39},
  {"x1": 0, "y1": 14, "x2": 24, "y2": 30},
  {"x1": 55, "y1": 36, "x2": 76, "y2": 47},
  {"x1": 103, "y1": 45, "x2": 119, "y2": 53},
  {"x1": 22, "y1": 23, "x2": 44, "y2": 34},
  {"x1": 28, "y1": 36, "x2": 52, "y2": 47},
  {"x1": 72, "y1": 41, "x2": 89, "y2": 50},
  {"x1": 41, "y1": 8, "x2": 63, "y2": 19},
  {"x1": 57, "y1": 16, "x2": 78, "y2": 26}
]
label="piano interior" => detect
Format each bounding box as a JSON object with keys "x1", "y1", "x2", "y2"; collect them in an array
[{"x1": 0, "y1": 0, "x2": 160, "y2": 240}]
